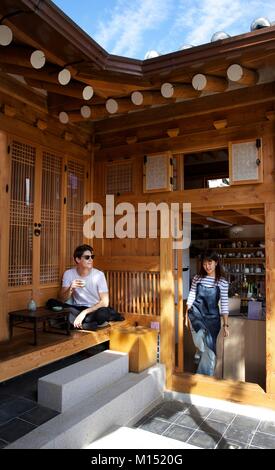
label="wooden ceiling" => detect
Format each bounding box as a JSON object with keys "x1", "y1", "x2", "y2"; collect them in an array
[
  {"x1": 192, "y1": 207, "x2": 265, "y2": 226},
  {"x1": 1, "y1": 0, "x2": 275, "y2": 131}
]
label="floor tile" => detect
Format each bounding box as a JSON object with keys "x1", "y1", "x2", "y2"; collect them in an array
[
  {"x1": 199, "y1": 418, "x2": 228, "y2": 435},
  {"x1": 207, "y1": 409, "x2": 236, "y2": 424},
  {"x1": 0, "y1": 397, "x2": 36, "y2": 423},
  {"x1": 216, "y1": 438, "x2": 247, "y2": 449},
  {"x1": 163, "y1": 424, "x2": 194, "y2": 442},
  {"x1": 0, "y1": 418, "x2": 36, "y2": 443},
  {"x1": 187, "y1": 430, "x2": 220, "y2": 449},
  {"x1": 20, "y1": 405, "x2": 59, "y2": 426},
  {"x1": 231, "y1": 415, "x2": 260, "y2": 432},
  {"x1": 139, "y1": 417, "x2": 171, "y2": 435},
  {"x1": 258, "y1": 421, "x2": 275, "y2": 436},
  {"x1": 251, "y1": 432, "x2": 275, "y2": 449},
  {"x1": 152, "y1": 401, "x2": 188, "y2": 422},
  {"x1": 175, "y1": 412, "x2": 204, "y2": 429},
  {"x1": 0, "y1": 439, "x2": 8, "y2": 449},
  {"x1": 185, "y1": 405, "x2": 213, "y2": 418},
  {"x1": 224, "y1": 426, "x2": 254, "y2": 444}
]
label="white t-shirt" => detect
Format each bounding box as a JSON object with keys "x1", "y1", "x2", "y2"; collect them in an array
[{"x1": 62, "y1": 268, "x2": 108, "y2": 307}]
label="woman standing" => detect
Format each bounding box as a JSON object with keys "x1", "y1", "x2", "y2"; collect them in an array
[{"x1": 185, "y1": 250, "x2": 229, "y2": 376}]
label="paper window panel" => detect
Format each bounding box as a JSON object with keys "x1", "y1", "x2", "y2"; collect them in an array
[
  {"x1": 40, "y1": 151, "x2": 63, "y2": 284},
  {"x1": 229, "y1": 139, "x2": 263, "y2": 184},
  {"x1": 66, "y1": 160, "x2": 86, "y2": 268},
  {"x1": 8, "y1": 140, "x2": 36, "y2": 287},
  {"x1": 106, "y1": 161, "x2": 132, "y2": 195},
  {"x1": 143, "y1": 152, "x2": 173, "y2": 193}
]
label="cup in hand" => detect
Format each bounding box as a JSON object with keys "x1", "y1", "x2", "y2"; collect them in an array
[{"x1": 75, "y1": 279, "x2": 86, "y2": 288}]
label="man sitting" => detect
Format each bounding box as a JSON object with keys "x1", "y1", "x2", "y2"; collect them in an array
[{"x1": 59, "y1": 244, "x2": 123, "y2": 330}]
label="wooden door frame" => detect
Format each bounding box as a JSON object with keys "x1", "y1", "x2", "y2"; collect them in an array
[{"x1": 159, "y1": 202, "x2": 275, "y2": 409}]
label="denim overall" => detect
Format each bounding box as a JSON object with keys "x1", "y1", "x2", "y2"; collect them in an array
[{"x1": 188, "y1": 282, "x2": 221, "y2": 376}]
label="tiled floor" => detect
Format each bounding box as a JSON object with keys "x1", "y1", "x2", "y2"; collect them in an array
[
  {"x1": 133, "y1": 400, "x2": 275, "y2": 449},
  {"x1": 0, "y1": 343, "x2": 108, "y2": 448},
  {"x1": 2, "y1": 348, "x2": 275, "y2": 449}
]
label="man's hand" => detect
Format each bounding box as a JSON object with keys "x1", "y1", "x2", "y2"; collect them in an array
[
  {"x1": 71, "y1": 279, "x2": 86, "y2": 289},
  {"x1": 74, "y1": 311, "x2": 88, "y2": 329}
]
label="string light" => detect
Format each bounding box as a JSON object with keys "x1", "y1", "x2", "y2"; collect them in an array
[
  {"x1": 58, "y1": 68, "x2": 71, "y2": 85},
  {"x1": 0, "y1": 24, "x2": 13, "y2": 46},
  {"x1": 59, "y1": 111, "x2": 69, "y2": 124},
  {"x1": 80, "y1": 105, "x2": 91, "y2": 118},
  {"x1": 30, "y1": 50, "x2": 46, "y2": 69},
  {"x1": 82, "y1": 85, "x2": 93, "y2": 100}
]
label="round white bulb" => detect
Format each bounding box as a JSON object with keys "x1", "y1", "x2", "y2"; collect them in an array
[
  {"x1": 131, "y1": 91, "x2": 143, "y2": 106},
  {"x1": 82, "y1": 85, "x2": 94, "y2": 100},
  {"x1": 211, "y1": 31, "x2": 230, "y2": 42},
  {"x1": 58, "y1": 68, "x2": 71, "y2": 85},
  {"x1": 0, "y1": 25, "x2": 13, "y2": 46},
  {"x1": 81, "y1": 105, "x2": 91, "y2": 119},
  {"x1": 30, "y1": 50, "x2": 46, "y2": 69},
  {"x1": 144, "y1": 50, "x2": 160, "y2": 60},
  {"x1": 106, "y1": 99, "x2": 118, "y2": 114},
  {"x1": 59, "y1": 111, "x2": 69, "y2": 124},
  {"x1": 161, "y1": 82, "x2": 174, "y2": 98}
]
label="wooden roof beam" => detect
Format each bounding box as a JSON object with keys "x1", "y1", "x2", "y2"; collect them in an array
[
  {"x1": 0, "y1": 71, "x2": 47, "y2": 113},
  {"x1": 234, "y1": 208, "x2": 265, "y2": 224},
  {"x1": 63, "y1": 106, "x2": 108, "y2": 122},
  {"x1": 24, "y1": 77, "x2": 94, "y2": 101},
  {"x1": 161, "y1": 82, "x2": 200, "y2": 99},
  {"x1": 131, "y1": 90, "x2": 172, "y2": 106},
  {"x1": 192, "y1": 74, "x2": 228, "y2": 92},
  {"x1": 105, "y1": 98, "x2": 138, "y2": 114},
  {"x1": 227, "y1": 64, "x2": 259, "y2": 85}
]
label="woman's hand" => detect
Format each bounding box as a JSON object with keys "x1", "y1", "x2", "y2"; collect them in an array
[
  {"x1": 74, "y1": 311, "x2": 87, "y2": 329},
  {"x1": 185, "y1": 308, "x2": 189, "y2": 328},
  {"x1": 223, "y1": 325, "x2": 230, "y2": 337}
]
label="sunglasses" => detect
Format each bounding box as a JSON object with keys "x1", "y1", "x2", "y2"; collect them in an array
[{"x1": 82, "y1": 254, "x2": 95, "y2": 260}]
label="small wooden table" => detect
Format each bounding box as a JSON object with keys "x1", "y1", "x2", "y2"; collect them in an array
[{"x1": 9, "y1": 307, "x2": 71, "y2": 346}]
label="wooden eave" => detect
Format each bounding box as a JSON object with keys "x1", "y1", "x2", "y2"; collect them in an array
[
  {"x1": 1, "y1": 0, "x2": 275, "y2": 130},
  {"x1": 1, "y1": 0, "x2": 275, "y2": 79}
]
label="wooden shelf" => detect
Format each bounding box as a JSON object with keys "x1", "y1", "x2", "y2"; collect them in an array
[
  {"x1": 217, "y1": 247, "x2": 265, "y2": 252},
  {"x1": 222, "y1": 258, "x2": 265, "y2": 263}
]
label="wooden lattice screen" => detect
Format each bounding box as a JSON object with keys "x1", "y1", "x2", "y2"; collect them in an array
[
  {"x1": 106, "y1": 161, "x2": 132, "y2": 195},
  {"x1": 106, "y1": 271, "x2": 160, "y2": 316},
  {"x1": 66, "y1": 160, "x2": 86, "y2": 268},
  {"x1": 8, "y1": 140, "x2": 36, "y2": 287},
  {"x1": 40, "y1": 151, "x2": 62, "y2": 284}
]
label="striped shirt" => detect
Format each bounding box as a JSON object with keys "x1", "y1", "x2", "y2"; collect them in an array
[{"x1": 187, "y1": 275, "x2": 229, "y2": 315}]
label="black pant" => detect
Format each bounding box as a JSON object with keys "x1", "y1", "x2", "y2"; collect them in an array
[{"x1": 65, "y1": 305, "x2": 124, "y2": 331}]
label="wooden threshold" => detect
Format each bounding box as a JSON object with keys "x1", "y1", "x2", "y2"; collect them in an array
[
  {"x1": 171, "y1": 372, "x2": 275, "y2": 410},
  {"x1": 0, "y1": 321, "x2": 129, "y2": 383}
]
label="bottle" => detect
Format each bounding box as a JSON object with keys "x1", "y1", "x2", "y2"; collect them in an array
[{"x1": 28, "y1": 294, "x2": 37, "y2": 311}]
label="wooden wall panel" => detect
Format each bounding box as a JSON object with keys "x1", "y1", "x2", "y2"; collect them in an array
[
  {"x1": 265, "y1": 202, "x2": 275, "y2": 395},
  {"x1": 0, "y1": 131, "x2": 10, "y2": 341}
]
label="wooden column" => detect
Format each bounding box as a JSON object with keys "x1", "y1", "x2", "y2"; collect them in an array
[
  {"x1": 265, "y1": 202, "x2": 275, "y2": 395},
  {"x1": 160, "y1": 235, "x2": 175, "y2": 387},
  {"x1": 0, "y1": 131, "x2": 10, "y2": 341}
]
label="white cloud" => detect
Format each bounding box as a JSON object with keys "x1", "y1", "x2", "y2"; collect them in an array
[
  {"x1": 94, "y1": 0, "x2": 173, "y2": 58},
  {"x1": 158, "y1": 0, "x2": 275, "y2": 54}
]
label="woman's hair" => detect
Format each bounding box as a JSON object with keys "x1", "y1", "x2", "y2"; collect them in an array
[{"x1": 198, "y1": 249, "x2": 225, "y2": 282}]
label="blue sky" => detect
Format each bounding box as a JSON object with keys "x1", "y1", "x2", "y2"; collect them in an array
[{"x1": 53, "y1": 0, "x2": 275, "y2": 60}]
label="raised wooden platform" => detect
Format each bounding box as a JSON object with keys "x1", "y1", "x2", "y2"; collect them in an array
[
  {"x1": 0, "y1": 314, "x2": 158, "y2": 382},
  {"x1": 0, "y1": 321, "x2": 126, "y2": 382}
]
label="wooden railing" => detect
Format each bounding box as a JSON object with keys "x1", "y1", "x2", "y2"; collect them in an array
[{"x1": 106, "y1": 270, "x2": 160, "y2": 316}]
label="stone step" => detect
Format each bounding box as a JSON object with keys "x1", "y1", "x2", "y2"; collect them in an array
[
  {"x1": 38, "y1": 350, "x2": 129, "y2": 412},
  {"x1": 7, "y1": 364, "x2": 165, "y2": 449}
]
